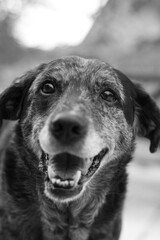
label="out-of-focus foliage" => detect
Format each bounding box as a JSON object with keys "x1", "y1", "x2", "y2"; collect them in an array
[
  {"x1": 1, "y1": 0, "x2": 160, "y2": 72},
  {"x1": 0, "y1": 0, "x2": 45, "y2": 64},
  {"x1": 76, "y1": 0, "x2": 160, "y2": 75},
  {"x1": 0, "y1": 0, "x2": 41, "y2": 20},
  {"x1": 0, "y1": 0, "x2": 159, "y2": 99}
]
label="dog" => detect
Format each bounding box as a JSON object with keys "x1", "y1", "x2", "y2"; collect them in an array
[{"x1": 0, "y1": 56, "x2": 160, "y2": 240}]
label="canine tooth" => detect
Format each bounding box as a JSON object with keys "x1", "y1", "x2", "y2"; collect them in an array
[
  {"x1": 51, "y1": 178, "x2": 56, "y2": 184},
  {"x1": 73, "y1": 170, "x2": 81, "y2": 185},
  {"x1": 48, "y1": 166, "x2": 56, "y2": 179},
  {"x1": 69, "y1": 180, "x2": 74, "y2": 187}
]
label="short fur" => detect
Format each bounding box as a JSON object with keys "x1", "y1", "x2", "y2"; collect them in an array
[{"x1": 0, "y1": 56, "x2": 160, "y2": 240}]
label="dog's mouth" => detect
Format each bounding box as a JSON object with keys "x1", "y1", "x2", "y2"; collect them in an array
[{"x1": 40, "y1": 148, "x2": 108, "y2": 201}]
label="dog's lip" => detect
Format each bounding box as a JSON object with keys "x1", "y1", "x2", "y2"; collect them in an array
[
  {"x1": 84, "y1": 147, "x2": 108, "y2": 179},
  {"x1": 40, "y1": 147, "x2": 109, "y2": 190}
]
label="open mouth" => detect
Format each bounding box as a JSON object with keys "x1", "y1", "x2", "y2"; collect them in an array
[{"x1": 40, "y1": 147, "x2": 108, "y2": 200}]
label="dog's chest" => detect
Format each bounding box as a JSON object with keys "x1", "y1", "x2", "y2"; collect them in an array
[
  {"x1": 41, "y1": 198, "x2": 103, "y2": 240},
  {"x1": 42, "y1": 207, "x2": 91, "y2": 240}
]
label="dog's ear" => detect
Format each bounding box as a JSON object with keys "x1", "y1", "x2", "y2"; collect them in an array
[
  {"x1": 134, "y1": 84, "x2": 160, "y2": 153},
  {"x1": 0, "y1": 64, "x2": 46, "y2": 123}
]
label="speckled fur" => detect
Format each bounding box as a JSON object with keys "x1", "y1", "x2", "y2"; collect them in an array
[{"x1": 0, "y1": 56, "x2": 160, "y2": 240}]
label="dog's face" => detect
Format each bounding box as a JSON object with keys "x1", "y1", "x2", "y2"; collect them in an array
[
  {"x1": 28, "y1": 57, "x2": 135, "y2": 202},
  {"x1": 0, "y1": 56, "x2": 160, "y2": 202}
]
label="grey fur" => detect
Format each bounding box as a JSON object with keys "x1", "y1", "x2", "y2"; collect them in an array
[{"x1": 0, "y1": 56, "x2": 160, "y2": 240}]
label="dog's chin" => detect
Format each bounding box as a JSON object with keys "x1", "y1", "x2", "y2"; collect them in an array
[{"x1": 41, "y1": 148, "x2": 108, "y2": 202}]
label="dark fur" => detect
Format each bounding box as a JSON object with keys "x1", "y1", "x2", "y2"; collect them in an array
[{"x1": 0, "y1": 56, "x2": 160, "y2": 240}]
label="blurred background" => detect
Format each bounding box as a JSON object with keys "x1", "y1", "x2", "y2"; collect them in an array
[{"x1": 0, "y1": 0, "x2": 160, "y2": 239}]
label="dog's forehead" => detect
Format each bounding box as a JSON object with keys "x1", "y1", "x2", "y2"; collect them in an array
[
  {"x1": 44, "y1": 56, "x2": 117, "y2": 82},
  {"x1": 40, "y1": 56, "x2": 124, "y2": 97}
]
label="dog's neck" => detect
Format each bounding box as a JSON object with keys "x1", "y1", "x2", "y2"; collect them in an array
[{"x1": 40, "y1": 184, "x2": 107, "y2": 240}]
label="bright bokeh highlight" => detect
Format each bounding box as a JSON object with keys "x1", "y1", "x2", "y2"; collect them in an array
[{"x1": 14, "y1": 0, "x2": 108, "y2": 49}]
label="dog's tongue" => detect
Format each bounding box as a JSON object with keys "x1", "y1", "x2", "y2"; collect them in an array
[{"x1": 48, "y1": 165, "x2": 81, "y2": 187}]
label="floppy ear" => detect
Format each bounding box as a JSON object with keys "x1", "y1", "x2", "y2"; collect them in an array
[
  {"x1": 0, "y1": 64, "x2": 46, "y2": 123},
  {"x1": 134, "y1": 84, "x2": 160, "y2": 153}
]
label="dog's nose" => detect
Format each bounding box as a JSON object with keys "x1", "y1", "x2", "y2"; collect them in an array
[{"x1": 50, "y1": 113, "x2": 88, "y2": 144}]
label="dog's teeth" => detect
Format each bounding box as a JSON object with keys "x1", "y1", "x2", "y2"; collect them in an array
[
  {"x1": 49, "y1": 173, "x2": 81, "y2": 188},
  {"x1": 51, "y1": 178, "x2": 73, "y2": 188},
  {"x1": 72, "y1": 170, "x2": 81, "y2": 186},
  {"x1": 63, "y1": 181, "x2": 68, "y2": 187},
  {"x1": 59, "y1": 181, "x2": 66, "y2": 187},
  {"x1": 48, "y1": 165, "x2": 56, "y2": 179},
  {"x1": 56, "y1": 179, "x2": 61, "y2": 185},
  {"x1": 61, "y1": 180, "x2": 66, "y2": 186},
  {"x1": 51, "y1": 178, "x2": 56, "y2": 184},
  {"x1": 48, "y1": 167, "x2": 82, "y2": 188},
  {"x1": 69, "y1": 180, "x2": 74, "y2": 187}
]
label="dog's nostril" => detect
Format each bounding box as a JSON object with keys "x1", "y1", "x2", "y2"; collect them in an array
[
  {"x1": 72, "y1": 125, "x2": 82, "y2": 135},
  {"x1": 52, "y1": 120, "x2": 84, "y2": 137},
  {"x1": 52, "y1": 120, "x2": 82, "y2": 136},
  {"x1": 50, "y1": 114, "x2": 87, "y2": 144},
  {"x1": 53, "y1": 121, "x2": 64, "y2": 133}
]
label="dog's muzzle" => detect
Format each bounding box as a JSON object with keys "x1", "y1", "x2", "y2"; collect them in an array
[
  {"x1": 40, "y1": 148, "x2": 108, "y2": 202},
  {"x1": 39, "y1": 112, "x2": 109, "y2": 201}
]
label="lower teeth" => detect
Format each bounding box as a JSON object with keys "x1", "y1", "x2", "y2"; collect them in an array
[
  {"x1": 48, "y1": 169, "x2": 82, "y2": 189},
  {"x1": 51, "y1": 178, "x2": 74, "y2": 188}
]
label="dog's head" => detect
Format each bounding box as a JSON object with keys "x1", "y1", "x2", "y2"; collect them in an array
[{"x1": 0, "y1": 56, "x2": 160, "y2": 202}]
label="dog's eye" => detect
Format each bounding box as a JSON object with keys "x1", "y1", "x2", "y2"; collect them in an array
[
  {"x1": 101, "y1": 90, "x2": 117, "y2": 104},
  {"x1": 41, "y1": 82, "x2": 55, "y2": 94}
]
